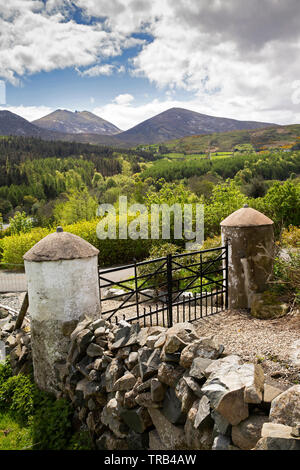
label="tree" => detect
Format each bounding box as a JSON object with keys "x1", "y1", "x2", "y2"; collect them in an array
[{"x1": 53, "y1": 189, "x2": 98, "y2": 225}]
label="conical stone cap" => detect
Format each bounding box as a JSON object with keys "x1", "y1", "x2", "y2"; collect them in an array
[
  {"x1": 23, "y1": 229, "x2": 99, "y2": 262},
  {"x1": 220, "y1": 205, "x2": 274, "y2": 227}
]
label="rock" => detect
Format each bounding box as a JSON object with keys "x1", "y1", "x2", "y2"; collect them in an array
[
  {"x1": 70, "y1": 319, "x2": 92, "y2": 341},
  {"x1": 211, "y1": 410, "x2": 231, "y2": 436},
  {"x1": 183, "y1": 376, "x2": 203, "y2": 398},
  {"x1": 164, "y1": 334, "x2": 188, "y2": 354},
  {"x1": 291, "y1": 424, "x2": 300, "y2": 437},
  {"x1": 111, "y1": 322, "x2": 141, "y2": 350},
  {"x1": 157, "y1": 362, "x2": 185, "y2": 387},
  {"x1": 269, "y1": 385, "x2": 300, "y2": 427},
  {"x1": 184, "y1": 399, "x2": 214, "y2": 450},
  {"x1": 138, "y1": 289, "x2": 156, "y2": 303},
  {"x1": 126, "y1": 430, "x2": 149, "y2": 450},
  {"x1": 0, "y1": 340, "x2": 5, "y2": 363},
  {"x1": 75, "y1": 329, "x2": 94, "y2": 352},
  {"x1": 232, "y1": 414, "x2": 269, "y2": 450},
  {"x1": 201, "y1": 362, "x2": 264, "y2": 425},
  {"x1": 105, "y1": 359, "x2": 124, "y2": 392},
  {"x1": 103, "y1": 288, "x2": 131, "y2": 301},
  {"x1": 263, "y1": 383, "x2": 283, "y2": 403},
  {"x1": 151, "y1": 378, "x2": 166, "y2": 402},
  {"x1": 149, "y1": 429, "x2": 168, "y2": 450},
  {"x1": 202, "y1": 372, "x2": 248, "y2": 426},
  {"x1": 101, "y1": 398, "x2": 128, "y2": 438},
  {"x1": 251, "y1": 292, "x2": 289, "y2": 319},
  {"x1": 138, "y1": 347, "x2": 161, "y2": 381},
  {"x1": 2, "y1": 322, "x2": 14, "y2": 333},
  {"x1": 86, "y1": 343, "x2": 104, "y2": 357},
  {"x1": 146, "y1": 335, "x2": 161, "y2": 348},
  {"x1": 112, "y1": 372, "x2": 136, "y2": 392},
  {"x1": 203, "y1": 355, "x2": 243, "y2": 378},
  {"x1": 135, "y1": 377, "x2": 152, "y2": 393},
  {"x1": 75, "y1": 378, "x2": 103, "y2": 401},
  {"x1": 94, "y1": 326, "x2": 106, "y2": 337},
  {"x1": 91, "y1": 318, "x2": 106, "y2": 331},
  {"x1": 5, "y1": 335, "x2": 17, "y2": 349},
  {"x1": 125, "y1": 351, "x2": 138, "y2": 370},
  {"x1": 175, "y1": 377, "x2": 196, "y2": 414},
  {"x1": 148, "y1": 408, "x2": 187, "y2": 450},
  {"x1": 154, "y1": 333, "x2": 166, "y2": 349},
  {"x1": 135, "y1": 392, "x2": 162, "y2": 409},
  {"x1": 120, "y1": 407, "x2": 152, "y2": 433},
  {"x1": 243, "y1": 363, "x2": 265, "y2": 404},
  {"x1": 194, "y1": 395, "x2": 211, "y2": 429},
  {"x1": 124, "y1": 389, "x2": 138, "y2": 409},
  {"x1": 115, "y1": 346, "x2": 131, "y2": 360},
  {"x1": 212, "y1": 434, "x2": 232, "y2": 450},
  {"x1": 162, "y1": 387, "x2": 186, "y2": 424},
  {"x1": 254, "y1": 423, "x2": 300, "y2": 450},
  {"x1": 160, "y1": 349, "x2": 181, "y2": 363},
  {"x1": 180, "y1": 337, "x2": 224, "y2": 368},
  {"x1": 96, "y1": 431, "x2": 128, "y2": 450},
  {"x1": 289, "y1": 339, "x2": 300, "y2": 367},
  {"x1": 189, "y1": 357, "x2": 215, "y2": 381}
]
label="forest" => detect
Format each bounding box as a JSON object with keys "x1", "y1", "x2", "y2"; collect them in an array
[{"x1": 0, "y1": 135, "x2": 299, "y2": 268}]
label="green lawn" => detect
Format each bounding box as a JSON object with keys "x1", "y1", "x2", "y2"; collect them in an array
[{"x1": 0, "y1": 412, "x2": 33, "y2": 450}]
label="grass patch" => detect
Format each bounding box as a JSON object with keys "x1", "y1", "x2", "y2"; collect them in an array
[{"x1": 0, "y1": 412, "x2": 33, "y2": 450}]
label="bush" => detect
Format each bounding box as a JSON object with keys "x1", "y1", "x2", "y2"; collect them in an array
[
  {"x1": 280, "y1": 225, "x2": 300, "y2": 248},
  {"x1": 0, "y1": 216, "x2": 154, "y2": 268},
  {"x1": 271, "y1": 251, "x2": 300, "y2": 306},
  {"x1": 32, "y1": 392, "x2": 73, "y2": 450},
  {"x1": 0, "y1": 369, "x2": 35, "y2": 424},
  {"x1": 0, "y1": 360, "x2": 75, "y2": 450}
]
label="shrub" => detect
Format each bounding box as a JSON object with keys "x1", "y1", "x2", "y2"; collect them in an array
[
  {"x1": 280, "y1": 225, "x2": 300, "y2": 248},
  {"x1": 271, "y1": 251, "x2": 300, "y2": 306},
  {"x1": 32, "y1": 392, "x2": 73, "y2": 450},
  {"x1": 0, "y1": 373, "x2": 35, "y2": 424},
  {"x1": 0, "y1": 227, "x2": 50, "y2": 268}
]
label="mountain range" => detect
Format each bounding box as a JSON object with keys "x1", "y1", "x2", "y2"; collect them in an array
[
  {"x1": 0, "y1": 107, "x2": 277, "y2": 146},
  {"x1": 32, "y1": 109, "x2": 121, "y2": 135}
]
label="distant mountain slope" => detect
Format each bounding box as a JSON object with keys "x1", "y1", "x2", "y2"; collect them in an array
[
  {"x1": 33, "y1": 109, "x2": 121, "y2": 135},
  {"x1": 0, "y1": 110, "x2": 61, "y2": 139},
  {"x1": 164, "y1": 124, "x2": 300, "y2": 153},
  {"x1": 115, "y1": 107, "x2": 277, "y2": 145}
]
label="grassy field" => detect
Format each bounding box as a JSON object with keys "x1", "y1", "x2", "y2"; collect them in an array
[{"x1": 0, "y1": 412, "x2": 33, "y2": 450}]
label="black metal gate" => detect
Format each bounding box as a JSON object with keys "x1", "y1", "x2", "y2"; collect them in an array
[{"x1": 99, "y1": 245, "x2": 228, "y2": 327}]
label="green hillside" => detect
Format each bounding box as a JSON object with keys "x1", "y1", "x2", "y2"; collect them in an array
[{"x1": 158, "y1": 124, "x2": 300, "y2": 154}]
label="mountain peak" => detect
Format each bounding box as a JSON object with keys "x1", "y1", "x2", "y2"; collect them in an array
[{"x1": 33, "y1": 109, "x2": 121, "y2": 135}]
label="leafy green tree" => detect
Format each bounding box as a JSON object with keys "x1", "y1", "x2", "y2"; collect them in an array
[
  {"x1": 53, "y1": 189, "x2": 98, "y2": 225},
  {"x1": 9, "y1": 211, "x2": 33, "y2": 235}
]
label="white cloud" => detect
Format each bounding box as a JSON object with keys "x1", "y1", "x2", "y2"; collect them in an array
[
  {"x1": 0, "y1": 1, "x2": 138, "y2": 84},
  {"x1": 77, "y1": 63, "x2": 125, "y2": 77},
  {"x1": 1, "y1": 1, "x2": 300, "y2": 125},
  {"x1": 113, "y1": 94, "x2": 135, "y2": 106}
]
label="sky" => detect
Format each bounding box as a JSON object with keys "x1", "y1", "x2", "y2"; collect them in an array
[{"x1": 0, "y1": 0, "x2": 300, "y2": 131}]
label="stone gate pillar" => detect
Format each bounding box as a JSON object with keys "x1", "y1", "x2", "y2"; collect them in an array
[
  {"x1": 23, "y1": 227, "x2": 100, "y2": 394},
  {"x1": 220, "y1": 205, "x2": 274, "y2": 309}
]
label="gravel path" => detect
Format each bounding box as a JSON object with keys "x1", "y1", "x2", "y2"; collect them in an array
[{"x1": 194, "y1": 308, "x2": 300, "y2": 386}]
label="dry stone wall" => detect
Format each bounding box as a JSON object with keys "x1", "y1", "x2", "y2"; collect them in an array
[{"x1": 61, "y1": 317, "x2": 300, "y2": 451}]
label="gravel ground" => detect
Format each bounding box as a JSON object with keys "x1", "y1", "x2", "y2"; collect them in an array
[
  {"x1": 194, "y1": 308, "x2": 300, "y2": 387},
  {"x1": 1, "y1": 292, "x2": 299, "y2": 386}
]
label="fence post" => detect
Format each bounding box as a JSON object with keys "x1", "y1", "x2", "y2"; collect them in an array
[
  {"x1": 23, "y1": 227, "x2": 100, "y2": 395},
  {"x1": 133, "y1": 258, "x2": 140, "y2": 319},
  {"x1": 166, "y1": 253, "x2": 173, "y2": 327},
  {"x1": 225, "y1": 244, "x2": 229, "y2": 310},
  {"x1": 221, "y1": 205, "x2": 274, "y2": 309}
]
